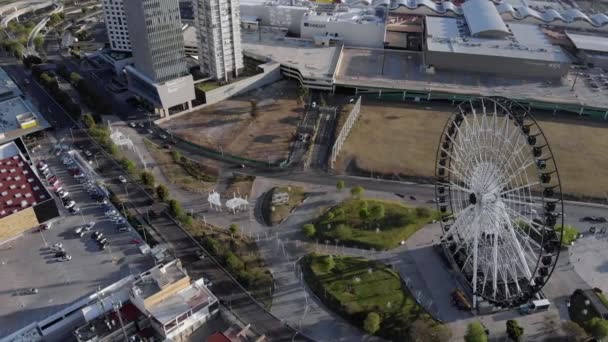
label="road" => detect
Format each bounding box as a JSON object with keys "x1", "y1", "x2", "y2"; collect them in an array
[{"x1": 4, "y1": 62, "x2": 312, "y2": 341}]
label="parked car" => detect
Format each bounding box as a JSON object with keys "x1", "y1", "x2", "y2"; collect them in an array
[
  {"x1": 38, "y1": 222, "x2": 52, "y2": 231},
  {"x1": 15, "y1": 288, "x2": 38, "y2": 295},
  {"x1": 58, "y1": 255, "x2": 72, "y2": 262},
  {"x1": 147, "y1": 128, "x2": 153, "y2": 134},
  {"x1": 84, "y1": 150, "x2": 93, "y2": 157},
  {"x1": 84, "y1": 221, "x2": 96, "y2": 230},
  {"x1": 129, "y1": 122, "x2": 137, "y2": 128},
  {"x1": 69, "y1": 206, "x2": 80, "y2": 214},
  {"x1": 59, "y1": 191, "x2": 69, "y2": 199},
  {"x1": 118, "y1": 175, "x2": 127, "y2": 184},
  {"x1": 65, "y1": 200, "x2": 76, "y2": 209}
]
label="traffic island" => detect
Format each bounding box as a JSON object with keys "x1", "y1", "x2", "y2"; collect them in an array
[
  {"x1": 307, "y1": 198, "x2": 437, "y2": 250},
  {"x1": 301, "y1": 253, "x2": 450, "y2": 341},
  {"x1": 261, "y1": 186, "x2": 305, "y2": 226}
]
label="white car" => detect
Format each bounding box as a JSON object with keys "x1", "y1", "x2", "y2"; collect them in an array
[
  {"x1": 84, "y1": 221, "x2": 96, "y2": 230},
  {"x1": 118, "y1": 175, "x2": 127, "y2": 184},
  {"x1": 129, "y1": 122, "x2": 137, "y2": 128},
  {"x1": 65, "y1": 200, "x2": 76, "y2": 209},
  {"x1": 59, "y1": 191, "x2": 69, "y2": 199}
]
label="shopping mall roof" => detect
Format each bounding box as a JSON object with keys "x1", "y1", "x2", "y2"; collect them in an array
[
  {"x1": 425, "y1": 16, "x2": 571, "y2": 63},
  {"x1": 566, "y1": 31, "x2": 608, "y2": 53},
  {"x1": 462, "y1": 0, "x2": 510, "y2": 38},
  {"x1": 0, "y1": 142, "x2": 49, "y2": 219}
]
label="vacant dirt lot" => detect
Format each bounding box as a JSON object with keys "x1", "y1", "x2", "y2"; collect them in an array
[
  {"x1": 160, "y1": 80, "x2": 302, "y2": 163},
  {"x1": 336, "y1": 100, "x2": 608, "y2": 198}
]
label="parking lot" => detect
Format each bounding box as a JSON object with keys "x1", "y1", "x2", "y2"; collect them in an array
[{"x1": 0, "y1": 135, "x2": 153, "y2": 338}]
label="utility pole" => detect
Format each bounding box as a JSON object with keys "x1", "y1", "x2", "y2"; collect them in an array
[{"x1": 113, "y1": 300, "x2": 129, "y2": 341}]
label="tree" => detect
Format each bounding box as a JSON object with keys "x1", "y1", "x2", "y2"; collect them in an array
[
  {"x1": 351, "y1": 185, "x2": 364, "y2": 198},
  {"x1": 335, "y1": 224, "x2": 352, "y2": 241},
  {"x1": 363, "y1": 312, "x2": 381, "y2": 335},
  {"x1": 120, "y1": 158, "x2": 136, "y2": 174},
  {"x1": 224, "y1": 252, "x2": 244, "y2": 271},
  {"x1": 560, "y1": 321, "x2": 587, "y2": 341},
  {"x1": 229, "y1": 223, "x2": 238, "y2": 236},
  {"x1": 302, "y1": 224, "x2": 316, "y2": 238},
  {"x1": 506, "y1": 320, "x2": 524, "y2": 342},
  {"x1": 168, "y1": 199, "x2": 183, "y2": 218},
  {"x1": 69, "y1": 72, "x2": 82, "y2": 85},
  {"x1": 464, "y1": 321, "x2": 488, "y2": 342},
  {"x1": 409, "y1": 319, "x2": 452, "y2": 342},
  {"x1": 370, "y1": 204, "x2": 385, "y2": 222},
  {"x1": 250, "y1": 100, "x2": 258, "y2": 118},
  {"x1": 336, "y1": 180, "x2": 345, "y2": 191},
  {"x1": 33, "y1": 35, "x2": 44, "y2": 50},
  {"x1": 156, "y1": 184, "x2": 169, "y2": 202},
  {"x1": 140, "y1": 171, "x2": 155, "y2": 187},
  {"x1": 320, "y1": 255, "x2": 335, "y2": 272},
  {"x1": 359, "y1": 207, "x2": 369, "y2": 222},
  {"x1": 82, "y1": 113, "x2": 96, "y2": 128},
  {"x1": 585, "y1": 317, "x2": 608, "y2": 339},
  {"x1": 171, "y1": 150, "x2": 182, "y2": 163}
]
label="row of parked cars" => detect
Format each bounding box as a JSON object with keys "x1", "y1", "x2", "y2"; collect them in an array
[{"x1": 37, "y1": 159, "x2": 79, "y2": 214}]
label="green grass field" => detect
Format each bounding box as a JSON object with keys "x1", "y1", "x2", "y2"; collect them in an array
[
  {"x1": 302, "y1": 254, "x2": 449, "y2": 341},
  {"x1": 313, "y1": 198, "x2": 436, "y2": 250}
]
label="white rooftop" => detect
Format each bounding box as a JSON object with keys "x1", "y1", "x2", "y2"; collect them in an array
[
  {"x1": 425, "y1": 16, "x2": 570, "y2": 63},
  {"x1": 146, "y1": 279, "x2": 215, "y2": 325},
  {"x1": 303, "y1": 7, "x2": 385, "y2": 25},
  {"x1": 0, "y1": 97, "x2": 38, "y2": 134},
  {"x1": 462, "y1": 0, "x2": 509, "y2": 38},
  {"x1": 566, "y1": 31, "x2": 608, "y2": 53},
  {"x1": 0, "y1": 68, "x2": 21, "y2": 100}
]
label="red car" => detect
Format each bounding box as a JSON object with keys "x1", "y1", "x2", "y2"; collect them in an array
[
  {"x1": 68, "y1": 168, "x2": 81, "y2": 176},
  {"x1": 48, "y1": 175, "x2": 58, "y2": 183}
]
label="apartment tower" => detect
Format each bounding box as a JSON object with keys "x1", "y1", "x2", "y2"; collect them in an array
[
  {"x1": 101, "y1": 0, "x2": 131, "y2": 51},
  {"x1": 193, "y1": 0, "x2": 244, "y2": 81}
]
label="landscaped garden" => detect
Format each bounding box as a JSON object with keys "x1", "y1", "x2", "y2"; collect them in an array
[
  {"x1": 301, "y1": 253, "x2": 450, "y2": 341},
  {"x1": 569, "y1": 289, "x2": 608, "y2": 340},
  {"x1": 306, "y1": 197, "x2": 437, "y2": 250},
  {"x1": 187, "y1": 221, "x2": 274, "y2": 308},
  {"x1": 261, "y1": 186, "x2": 306, "y2": 226}
]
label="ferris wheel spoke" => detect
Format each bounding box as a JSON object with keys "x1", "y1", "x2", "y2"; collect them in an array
[{"x1": 500, "y1": 182, "x2": 539, "y2": 199}]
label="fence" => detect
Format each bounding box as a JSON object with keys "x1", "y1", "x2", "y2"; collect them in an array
[{"x1": 329, "y1": 96, "x2": 361, "y2": 169}]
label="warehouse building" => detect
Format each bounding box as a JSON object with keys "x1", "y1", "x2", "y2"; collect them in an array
[
  {"x1": 566, "y1": 31, "x2": 608, "y2": 69},
  {"x1": 0, "y1": 141, "x2": 59, "y2": 242},
  {"x1": 424, "y1": 0, "x2": 571, "y2": 78}
]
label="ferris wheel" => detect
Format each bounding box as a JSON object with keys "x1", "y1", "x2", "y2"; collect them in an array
[{"x1": 435, "y1": 97, "x2": 564, "y2": 308}]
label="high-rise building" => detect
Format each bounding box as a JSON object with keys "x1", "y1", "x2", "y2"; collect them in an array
[
  {"x1": 101, "y1": 0, "x2": 131, "y2": 52},
  {"x1": 193, "y1": 0, "x2": 244, "y2": 81},
  {"x1": 123, "y1": 0, "x2": 195, "y2": 117}
]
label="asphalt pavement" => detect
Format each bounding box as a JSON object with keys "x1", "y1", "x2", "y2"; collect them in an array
[{"x1": 11, "y1": 61, "x2": 312, "y2": 341}]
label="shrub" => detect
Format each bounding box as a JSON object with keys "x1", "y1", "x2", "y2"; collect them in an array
[
  {"x1": 506, "y1": 320, "x2": 524, "y2": 342},
  {"x1": 229, "y1": 224, "x2": 238, "y2": 236},
  {"x1": 225, "y1": 252, "x2": 244, "y2": 272},
  {"x1": 156, "y1": 184, "x2": 169, "y2": 202},
  {"x1": 335, "y1": 224, "x2": 352, "y2": 241},
  {"x1": 416, "y1": 206, "x2": 432, "y2": 218},
  {"x1": 120, "y1": 158, "x2": 137, "y2": 174},
  {"x1": 370, "y1": 204, "x2": 385, "y2": 221},
  {"x1": 320, "y1": 255, "x2": 335, "y2": 272},
  {"x1": 363, "y1": 312, "x2": 381, "y2": 334},
  {"x1": 140, "y1": 171, "x2": 155, "y2": 187},
  {"x1": 465, "y1": 321, "x2": 487, "y2": 342},
  {"x1": 584, "y1": 317, "x2": 608, "y2": 339},
  {"x1": 336, "y1": 180, "x2": 345, "y2": 191},
  {"x1": 171, "y1": 150, "x2": 182, "y2": 163},
  {"x1": 82, "y1": 113, "x2": 96, "y2": 128},
  {"x1": 168, "y1": 199, "x2": 183, "y2": 218},
  {"x1": 351, "y1": 185, "x2": 364, "y2": 198},
  {"x1": 302, "y1": 224, "x2": 316, "y2": 238}
]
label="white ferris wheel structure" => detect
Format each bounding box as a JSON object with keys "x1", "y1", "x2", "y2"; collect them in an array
[{"x1": 435, "y1": 97, "x2": 564, "y2": 308}]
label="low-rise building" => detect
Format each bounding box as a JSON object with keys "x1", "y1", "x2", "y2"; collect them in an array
[
  {"x1": 0, "y1": 141, "x2": 59, "y2": 242},
  {"x1": 300, "y1": 6, "x2": 387, "y2": 48},
  {"x1": 130, "y1": 259, "x2": 219, "y2": 340},
  {"x1": 566, "y1": 31, "x2": 608, "y2": 68}
]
